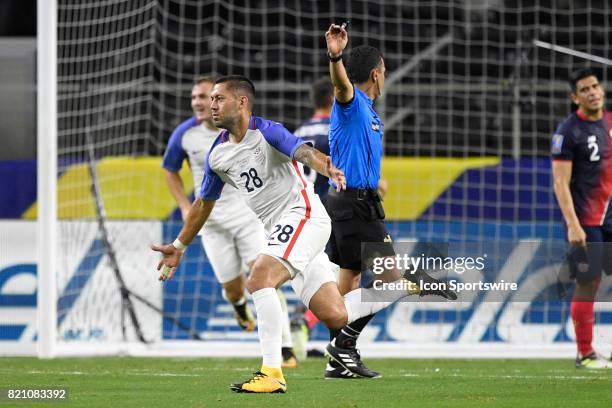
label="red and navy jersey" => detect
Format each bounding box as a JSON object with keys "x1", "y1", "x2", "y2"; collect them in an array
[
  {"x1": 551, "y1": 110, "x2": 612, "y2": 227},
  {"x1": 294, "y1": 115, "x2": 330, "y2": 200}
]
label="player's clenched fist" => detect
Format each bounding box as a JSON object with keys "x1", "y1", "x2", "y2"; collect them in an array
[
  {"x1": 326, "y1": 156, "x2": 346, "y2": 192},
  {"x1": 325, "y1": 23, "x2": 348, "y2": 56},
  {"x1": 567, "y1": 224, "x2": 587, "y2": 246}
]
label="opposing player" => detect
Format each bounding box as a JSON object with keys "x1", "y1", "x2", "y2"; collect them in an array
[
  {"x1": 551, "y1": 68, "x2": 612, "y2": 369},
  {"x1": 152, "y1": 75, "x2": 420, "y2": 393},
  {"x1": 162, "y1": 76, "x2": 296, "y2": 367},
  {"x1": 294, "y1": 77, "x2": 334, "y2": 204}
]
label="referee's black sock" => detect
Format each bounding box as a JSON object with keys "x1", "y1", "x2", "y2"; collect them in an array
[
  {"x1": 335, "y1": 314, "x2": 375, "y2": 349},
  {"x1": 328, "y1": 328, "x2": 342, "y2": 367},
  {"x1": 329, "y1": 328, "x2": 340, "y2": 341},
  {"x1": 333, "y1": 275, "x2": 376, "y2": 349}
]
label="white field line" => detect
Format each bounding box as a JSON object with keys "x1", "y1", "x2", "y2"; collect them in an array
[
  {"x1": 1, "y1": 368, "x2": 608, "y2": 381},
  {"x1": 399, "y1": 372, "x2": 612, "y2": 380},
  {"x1": 0, "y1": 369, "x2": 203, "y2": 377}
]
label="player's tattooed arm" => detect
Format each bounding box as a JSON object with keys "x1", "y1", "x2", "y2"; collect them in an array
[
  {"x1": 294, "y1": 144, "x2": 346, "y2": 191},
  {"x1": 293, "y1": 143, "x2": 319, "y2": 168}
]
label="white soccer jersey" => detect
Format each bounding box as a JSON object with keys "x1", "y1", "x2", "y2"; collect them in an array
[
  {"x1": 200, "y1": 116, "x2": 329, "y2": 231},
  {"x1": 162, "y1": 116, "x2": 255, "y2": 230}
]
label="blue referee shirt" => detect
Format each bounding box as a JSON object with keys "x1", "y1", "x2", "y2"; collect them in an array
[{"x1": 329, "y1": 85, "x2": 383, "y2": 189}]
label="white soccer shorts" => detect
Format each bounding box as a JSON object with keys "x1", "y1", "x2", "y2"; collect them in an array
[
  {"x1": 261, "y1": 209, "x2": 337, "y2": 307},
  {"x1": 201, "y1": 219, "x2": 266, "y2": 284}
]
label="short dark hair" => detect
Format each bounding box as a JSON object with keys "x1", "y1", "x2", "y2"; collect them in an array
[
  {"x1": 311, "y1": 77, "x2": 333, "y2": 109},
  {"x1": 194, "y1": 75, "x2": 216, "y2": 85},
  {"x1": 214, "y1": 75, "x2": 256, "y2": 109},
  {"x1": 569, "y1": 68, "x2": 599, "y2": 91},
  {"x1": 346, "y1": 45, "x2": 383, "y2": 84}
]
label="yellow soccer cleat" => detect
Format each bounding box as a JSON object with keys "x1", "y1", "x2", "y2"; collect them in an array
[
  {"x1": 230, "y1": 368, "x2": 287, "y2": 393},
  {"x1": 281, "y1": 347, "x2": 298, "y2": 369},
  {"x1": 281, "y1": 356, "x2": 298, "y2": 369}
]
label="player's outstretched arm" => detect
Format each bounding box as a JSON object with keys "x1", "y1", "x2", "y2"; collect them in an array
[
  {"x1": 325, "y1": 23, "x2": 353, "y2": 103},
  {"x1": 294, "y1": 144, "x2": 346, "y2": 191},
  {"x1": 151, "y1": 198, "x2": 216, "y2": 281}
]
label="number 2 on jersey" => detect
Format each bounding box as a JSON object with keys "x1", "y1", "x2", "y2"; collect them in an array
[
  {"x1": 587, "y1": 135, "x2": 600, "y2": 162},
  {"x1": 240, "y1": 168, "x2": 264, "y2": 192}
]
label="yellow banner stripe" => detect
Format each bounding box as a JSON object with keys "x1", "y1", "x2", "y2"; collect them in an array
[
  {"x1": 23, "y1": 157, "x2": 193, "y2": 219},
  {"x1": 23, "y1": 156, "x2": 499, "y2": 220},
  {"x1": 381, "y1": 157, "x2": 500, "y2": 220}
]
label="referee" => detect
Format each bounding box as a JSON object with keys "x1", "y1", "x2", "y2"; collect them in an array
[
  {"x1": 323, "y1": 23, "x2": 389, "y2": 379},
  {"x1": 323, "y1": 23, "x2": 455, "y2": 380}
]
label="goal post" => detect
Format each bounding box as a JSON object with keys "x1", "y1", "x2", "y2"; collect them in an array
[{"x1": 37, "y1": 0, "x2": 58, "y2": 359}]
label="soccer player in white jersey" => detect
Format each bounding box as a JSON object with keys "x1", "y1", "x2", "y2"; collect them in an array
[
  {"x1": 162, "y1": 76, "x2": 297, "y2": 367},
  {"x1": 152, "y1": 75, "x2": 417, "y2": 394}
]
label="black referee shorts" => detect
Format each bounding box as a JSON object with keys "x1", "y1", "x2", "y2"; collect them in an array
[{"x1": 325, "y1": 187, "x2": 394, "y2": 271}]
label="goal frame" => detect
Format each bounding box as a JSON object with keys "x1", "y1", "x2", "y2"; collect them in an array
[{"x1": 37, "y1": 0, "x2": 58, "y2": 359}]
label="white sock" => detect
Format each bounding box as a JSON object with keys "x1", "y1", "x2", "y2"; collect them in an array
[
  {"x1": 252, "y1": 287, "x2": 283, "y2": 368},
  {"x1": 343, "y1": 283, "x2": 409, "y2": 324},
  {"x1": 277, "y1": 289, "x2": 293, "y2": 348},
  {"x1": 222, "y1": 289, "x2": 246, "y2": 306}
]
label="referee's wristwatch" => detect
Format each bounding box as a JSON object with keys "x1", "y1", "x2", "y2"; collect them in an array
[{"x1": 328, "y1": 51, "x2": 343, "y2": 63}]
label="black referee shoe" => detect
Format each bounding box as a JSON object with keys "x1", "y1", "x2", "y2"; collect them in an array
[
  {"x1": 410, "y1": 270, "x2": 457, "y2": 300},
  {"x1": 324, "y1": 361, "x2": 361, "y2": 379},
  {"x1": 326, "y1": 339, "x2": 381, "y2": 378}
]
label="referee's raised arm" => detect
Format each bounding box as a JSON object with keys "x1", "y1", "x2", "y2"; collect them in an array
[
  {"x1": 325, "y1": 24, "x2": 353, "y2": 103},
  {"x1": 322, "y1": 26, "x2": 389, "y2": 379}
]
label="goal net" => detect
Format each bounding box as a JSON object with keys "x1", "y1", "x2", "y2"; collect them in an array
[
  {"x1": 38, "y1": 0, "x2": 612, "y2": 357},
  {"x1": 50, "y1": 0, "x2": 162, "y2": 351}
]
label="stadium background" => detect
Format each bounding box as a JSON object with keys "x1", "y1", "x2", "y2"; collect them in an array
[{"x1": 0, "y1": 0, "x2": 611, "y2": 356}]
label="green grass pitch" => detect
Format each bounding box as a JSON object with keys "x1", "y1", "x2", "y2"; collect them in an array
[{"x1": 0, "y1": 357, "x2": 610, "y2": 407}]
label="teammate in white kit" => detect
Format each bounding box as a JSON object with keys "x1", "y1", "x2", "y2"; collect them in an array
[
  {"x1": 152, "y1": 75, "x2": 416, "y2": 394},
  {"x1": 162, "y1": 76, "x2": 296, "y2": 367}
]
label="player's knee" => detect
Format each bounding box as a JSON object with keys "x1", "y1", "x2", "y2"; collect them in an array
[
  {"x1": 222, "y1": 275, "x2": 246, "y2": 302},
  {"x1": 223, "y1": 286, "x2": 243, "y2": 303},
  {"x1": 578, "y1": 277, "x2": 599, "y2": 290},
  {"x1": 575, "y1": 278, "x2": 600, "y2": 300},
  {"x1": 246, "y1": 264, "x2": 274, "y2": 294},
  {"x1": 246, "y1": 275, "x2": 265, "y2": 294}
]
